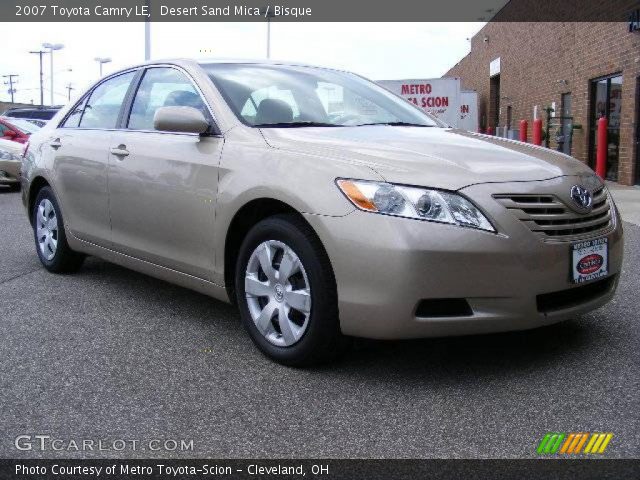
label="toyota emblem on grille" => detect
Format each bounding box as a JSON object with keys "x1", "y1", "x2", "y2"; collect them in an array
[{"x1": 570, "y1": 185, "x2": 593, "y2": 210}]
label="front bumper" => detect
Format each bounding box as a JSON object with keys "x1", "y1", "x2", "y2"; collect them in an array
[{"x1": 303, "y1": 179, "x2": 623, "y2": 339}]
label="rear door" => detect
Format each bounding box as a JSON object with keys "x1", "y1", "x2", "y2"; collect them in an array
[
  {"x1": 47, "y1": 70, "x2": 137, "y2": 246},
  {"x1": 107, "y1": 66, "x2": 223, "y2": 280}
]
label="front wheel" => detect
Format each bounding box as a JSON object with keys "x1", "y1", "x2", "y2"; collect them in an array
[
  {"x1": 32, "y1": 186, "x2": 85, "y2": 273},
  {"x1": 235, "y1": 214, "x2": 349, "y2": 366}
]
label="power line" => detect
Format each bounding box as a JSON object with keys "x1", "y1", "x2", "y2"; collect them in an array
[{"x1": 2, "y1": 74, "x2": 19, "y2": 103}]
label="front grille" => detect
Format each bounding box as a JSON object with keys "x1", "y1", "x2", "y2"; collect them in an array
[
  {"x1": 536, "y1": 276, "x2": 616, "y2": 313},
  {"x1": 493, "y1": 187, "x2": 612, "y2": 239}
]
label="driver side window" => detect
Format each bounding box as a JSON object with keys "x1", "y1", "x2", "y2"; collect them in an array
[{"x1": 127, "y1": 67, "x2": 209, "y2": 131}]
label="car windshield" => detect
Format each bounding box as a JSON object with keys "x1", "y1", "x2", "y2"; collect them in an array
[
  {"x1": 2, "y1": 117, "x2": 40, "y2": 135},
  {"x1": 202, "y1": 63, "x2": 442, "y2": 128}
]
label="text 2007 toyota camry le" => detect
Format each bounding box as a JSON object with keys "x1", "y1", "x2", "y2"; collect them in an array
[{"x1": 21, "y1": 59, "x2": 623, "y2": 365}]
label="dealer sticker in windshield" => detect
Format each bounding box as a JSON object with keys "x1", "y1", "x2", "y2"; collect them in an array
[{"x1": 572, "y1": 237, "x2": 608, "y2": 284}]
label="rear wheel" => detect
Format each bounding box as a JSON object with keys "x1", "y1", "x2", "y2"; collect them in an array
[
  {"x1": 32, "y1": 186, "x2": 85, "y2": 273},
  {"x1": 235, "y1": 214, "x2": 349, "y2": 366}
]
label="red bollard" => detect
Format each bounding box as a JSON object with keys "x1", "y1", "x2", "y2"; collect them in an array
[
  {"x1": 486, "y1": 126, "x2": 494, "y2": 136},
  {"x1": 519, "y1": 120, "x2": 528, "y2": 143},
  {"x1": 596, "y1": 117, "x2": 608, "y2": 179},
  {"x1": 532, "y1": 119, "x2": 543, "y2": 146}
]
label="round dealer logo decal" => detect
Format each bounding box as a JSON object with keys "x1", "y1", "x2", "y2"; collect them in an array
[{"x1": 577, "y1": 254, "x2": 604, "y2": 275}]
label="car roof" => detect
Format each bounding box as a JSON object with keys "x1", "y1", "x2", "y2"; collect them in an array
[{"x1": 112, "y1": 58, "x2": 341, "y2": 75}]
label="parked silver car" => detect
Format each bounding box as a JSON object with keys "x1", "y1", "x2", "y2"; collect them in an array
[
  {"x1": 0, "y1": 138, "x2": 23, "y2": 190},
  {"x1": 21, "y1": 59, "x2": 623, "y2": 365}
]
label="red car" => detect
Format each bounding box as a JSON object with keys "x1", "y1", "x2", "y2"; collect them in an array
[{"x1": 0, "y1": 117, "x2": 40, "y2": 144}]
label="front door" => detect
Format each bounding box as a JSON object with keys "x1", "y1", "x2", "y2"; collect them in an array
[
  {"x1": 589, "y1": 74, "x2": 623, "y2": 181},
  {"x1": 107, "y1": 66, "x2": 222, "y2": 280}
]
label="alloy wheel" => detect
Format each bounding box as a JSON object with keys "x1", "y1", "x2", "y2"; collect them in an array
[
  {"x1": 245, "y1": 240, "x2": 312, "y2": 347},
  {"x1": 36, "y1": 198, "x2": 58, "y2": 261}
]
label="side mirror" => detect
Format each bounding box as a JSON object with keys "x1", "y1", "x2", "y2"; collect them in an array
[
  {"x1": 4, "y1": 129, "x2": 17, "y2": 138},
  {"x1": 153, "y1": 106, "x2": 210, "y2": 134}
]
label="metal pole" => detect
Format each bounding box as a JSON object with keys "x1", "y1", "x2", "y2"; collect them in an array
[
  {"x1": 267, "y1": 17, "x2": 271, "y2": 58},
  {"x1": 145, "y1": 0, "x2": 151, "y2": 60},
  {"x1": 99, "y1": 62, "x2": 103, "y2": 77},
  {"x1": 29, "y1": 51, "x2": 46, "y2": 106},
  {"x1": 39, "y1": 52, "x2": 43, "y2": 106},
  {"x1": 3, "y1": 75, "x2": 18, "y2": 103},
  {"x1": 50, "y1": 49, "x2": 55, "y2": 105}
]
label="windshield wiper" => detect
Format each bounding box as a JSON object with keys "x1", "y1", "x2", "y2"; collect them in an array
[
  {"x1": 254, "y1": 121, "x2": 340, "y2": 128},
  {"x1": 355, "y1": 122, "x2": 434, "y2": 127}
]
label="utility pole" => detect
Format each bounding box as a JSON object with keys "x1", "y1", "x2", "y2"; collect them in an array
[
  {"x1": 29, "y1": 50, "x2": 47, "y2": 106},
  {"x1": 66, "y1": 83, "x2": 74, "y2": 101},
  {"x1": 2, "y1": 74, "x2": 18, "y2": 103}
]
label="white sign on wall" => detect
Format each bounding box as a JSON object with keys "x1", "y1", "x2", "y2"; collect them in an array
[
  {"x1": 459, "y1": 90, "x2": 479, "y2": 132},
  {"x1": 489, "y1": 57, "x2": 501, "y2": 77},
  {"x1": 377, "y1": 78, "x2": 461, "y2": 127}
]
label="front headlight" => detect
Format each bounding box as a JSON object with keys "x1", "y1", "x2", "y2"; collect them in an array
[{"x1": 337, "y1": 179, "x2": 495, "y2": 232}]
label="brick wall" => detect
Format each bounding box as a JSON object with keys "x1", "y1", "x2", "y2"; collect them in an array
[{"x1": 445, "y1": 21, "x2": 640, "y2": 185}]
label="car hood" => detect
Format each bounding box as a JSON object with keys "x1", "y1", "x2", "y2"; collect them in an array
[{"x1": 260, "y1": 126, "x2": 594, "y2": 190}]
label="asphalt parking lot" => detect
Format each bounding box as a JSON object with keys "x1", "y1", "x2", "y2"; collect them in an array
[{"x1": 0, "y1": 188, "x2": 638, "y2": 459}]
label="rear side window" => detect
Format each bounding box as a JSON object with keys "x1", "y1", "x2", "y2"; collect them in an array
[
  {"x1": 77, "y1": 71, "x2": 136, "y2": 129},
  {"x1": 127, "y1": 67, "x2": 209, "y2": 131},
  {"x1": 61, "y1": 97, "x2": 88, "y2": 128},
  {"x1": 7, "y1": 111, "x2": 29, "y2": 119}
]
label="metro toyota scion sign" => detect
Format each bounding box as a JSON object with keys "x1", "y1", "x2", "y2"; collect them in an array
[{"x1": 378, "y1": 78, "x2": 461, "y2": 127}]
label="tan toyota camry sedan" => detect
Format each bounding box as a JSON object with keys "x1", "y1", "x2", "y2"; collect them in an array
[{"x1": 21, "y1": 59, "x2": 623, "y2": 365}]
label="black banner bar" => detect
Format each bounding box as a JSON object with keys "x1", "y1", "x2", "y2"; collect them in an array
[
  {"x1": 1, "y1": 459, "x2": 639, "y2": 480},
  {"x1": 4, "y1": 0, "x2": 640, "y2": 22}
]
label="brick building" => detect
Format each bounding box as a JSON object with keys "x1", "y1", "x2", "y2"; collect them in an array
[{"x1": 445, "y1": 16, "x2": 640, "y2": 185}]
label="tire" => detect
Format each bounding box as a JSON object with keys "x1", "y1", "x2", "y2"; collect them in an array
[
  {"x1": 235, "y1": 214, "x2": 350, "y2": 366},
  {"x1": 32, "y1": 186, "x2": 85, "y2": 273}
]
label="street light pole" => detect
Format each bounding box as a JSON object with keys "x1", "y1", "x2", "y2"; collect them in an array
[
  {"x1": 144, "y1": 0, "x2": 151, "y2": 60},
  {"x1": 260, "y1": 7, "x2": 276, "y2": 58},
  {"x1": 43, "y1": 43, "x2": 64, "y2": 106},
  {"x1": 29, "y1": 50, "x2": 46, "y2": 106},
  {"x1": 267, "y1": 17, "x2": 271, "y2": 58},
  {"x1": 94, "y1": 57, "x2": 112, "y2": 77}
]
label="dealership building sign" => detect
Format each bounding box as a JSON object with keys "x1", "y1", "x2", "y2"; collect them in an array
[{"x1": 377, "y1": 78, "x2": 462, "y2": 127}]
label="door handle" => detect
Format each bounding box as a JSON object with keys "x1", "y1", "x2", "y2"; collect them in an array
[
  {"x1": 110, "y1": 145, "x2": 129, "y2": 157},
  {"x1": 50, "y1": 138, "x2": 62, "y2": 149}
]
